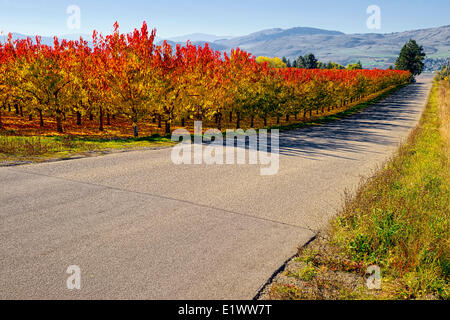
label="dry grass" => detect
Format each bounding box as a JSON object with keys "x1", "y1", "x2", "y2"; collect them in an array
[
  {"x1": 332, "y1": 81, "x2": 449, "y2": 299},
  {"x1": 0, "y1": 133, "x2": 174, "y2": 163},
  {"x1": 261, "y1": 81, "x2": 450, "y2": 300},
  {"x1": 438, "y1": 82, "x2": 450, "y2": 152}
]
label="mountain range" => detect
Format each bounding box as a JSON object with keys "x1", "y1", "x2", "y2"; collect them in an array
[
  {"x1": 209, "y1": 25, "x2": 450, "y2": 69},
  {"x1": 3, "y1": 25, "x2": 450, "y2": 69}
]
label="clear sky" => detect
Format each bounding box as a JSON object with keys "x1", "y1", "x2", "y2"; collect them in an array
[{"x1": 0, "y1": 0, "x2": 449, "y2": 38}]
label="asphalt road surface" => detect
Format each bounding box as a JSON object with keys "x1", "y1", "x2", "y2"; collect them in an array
[{"x1": 0, "y1": 75, "x2": 433, "y2": 299}]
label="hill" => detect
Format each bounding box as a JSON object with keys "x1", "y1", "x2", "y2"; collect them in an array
[{"x1": 213, "y1": 25, "x2": 450, "y2": 69}]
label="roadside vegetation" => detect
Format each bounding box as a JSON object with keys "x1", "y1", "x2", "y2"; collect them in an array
[
  {"x1": 0, "y1": 133, "x2": 173, "y2": 164},
  {"x1": 262, "y1": 79, "x2": 449, "y2": 300}
]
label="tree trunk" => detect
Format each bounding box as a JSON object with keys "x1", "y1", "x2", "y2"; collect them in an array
[
  {"x1": 181, "y1": 118, "x2": 185, "y2": 127},
  {"x1": 264, "y1": 116, "x2": 267, "y2": 127},
  {"x1": 99, "y1": 107, "x2": 104, "y2": 132},
  {"x1": 19, "y1": 105, "x2": 24, "y2": 117},
  {"x1": 165, "y1": 120, "x2": 171, "y2": 135},
  {"x1": 286, "y1": 114, "x2": 290, "y2": 122},
  {"x1": 14, "y1": 104, "x2": 19, "y2": 115},
  {"x1": 236, "y1": 111, "x2": 241, "y2": 129},
  {"x1": 8, "y1": 105, "x2": 11, "y2": 112},
  {"x1": 89, "y1": 112, "x2": 93, "y2": 121},
  {"x1": 133, "y1": 124, "x2": 139, "y2": 138},
  {"x1": 158, "y1": 114, "x2": 162, "y2": 128},
  {"x1": 28, "y1": 113, "x2": 33, "y2": 121},
  {"x1": 39, "y1": 110, "x2": 44, "y2": 127},
  {"x1": 229, "y1": 111, "x2": 233, "y2": 122},
  {"x1": 277, "y1": 117, "x2": 280, "y2": 125},
  {"x1": 250, "y1": 115, "x2": 255, "y2": 128},
  {"x1": 107, "y1": 113, "x2": 111, "y2": 125},
  {"x1": 76, "y1": 111, "x2": 82, "y2": 126},
  {"x1": 56, "y1": 114, "x2": 63, "y2": 133}
]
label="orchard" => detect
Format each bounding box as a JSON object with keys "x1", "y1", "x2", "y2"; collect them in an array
[{"x1": 0, "y1": 22, "x2": 412, "y2": 137}]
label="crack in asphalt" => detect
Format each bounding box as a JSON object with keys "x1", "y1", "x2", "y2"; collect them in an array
[{"x1": 6, "y1": 167, "x2": 319, "y2": 234}]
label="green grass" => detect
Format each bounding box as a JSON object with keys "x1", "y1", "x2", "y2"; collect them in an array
[
  {"x1": 264, "y1": 81, "x2": 449, "y2": 300},
  {"x1": 331, "y1": 81, "x2": 449, "y2": 299},
  {"x1": 0, "y1": 133, "x2": 174, "y2": 164}
]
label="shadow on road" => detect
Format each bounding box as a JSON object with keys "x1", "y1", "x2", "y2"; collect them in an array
[
  {"x1": 224, "y1": 81, "x2": 430, "y2": 161},
  {"x1": 277, "y1": 82, "x2": 429, "y2": 160}
]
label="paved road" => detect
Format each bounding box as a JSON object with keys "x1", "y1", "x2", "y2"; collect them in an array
[{"x1": 0, "y1": 76, "x2": 433, "y2": 299}]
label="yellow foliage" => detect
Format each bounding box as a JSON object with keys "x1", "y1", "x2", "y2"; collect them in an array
[{"x1": 256, "y1": 56, "x2": 287, "y2": 68}]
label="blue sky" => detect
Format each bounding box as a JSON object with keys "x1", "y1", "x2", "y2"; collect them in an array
[{"x1": 0, "y1": 0, "x2": 449, "y2": 38}]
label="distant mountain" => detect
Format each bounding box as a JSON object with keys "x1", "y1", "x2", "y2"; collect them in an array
[
  {"x1": 157, "y1": 39, "x2": 229, "y2": 52},
  {"x1": 58, "y1": 33, "x2": 92, "y2": 41},
  {"x1": 167, "y1": 33, "x2": 231, "y2": 43},
  {"x1": 2, "y1": 33, "x2": 55, "y2": 46},
  {"x1": 2, "y1": 32, "x2": 90, "y2": 46},
  {"x1": 217, "y1": 27, "x2": 343, "y2": 48},
  {"x1": 214, "y1": 25, "x2": 450, "y2": 69}
]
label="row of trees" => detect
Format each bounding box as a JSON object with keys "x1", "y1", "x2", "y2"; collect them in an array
[
  {"x1": 436, "y1": 59, "x2": 450, "y2": 82},
  {"x1": 281, "y1": 54, "x2": 359, "y2": 70},
  {"x1": 0, "y1": 22, "x2": 412, "y2": 136}
]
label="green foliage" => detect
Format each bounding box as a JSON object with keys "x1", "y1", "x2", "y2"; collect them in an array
[
  {"x1": 395, "y1": 39, "x2": 426, "y2": 76},
  {"x1": 347, "y1": 234, "x2": 373, "y2": 262},
  {"x1": 290, "y1": 54, "x2": 344, "y2": 70},
  {"x1": 435, "y1": 59, "x2": 450, "y2": 82},
  {"x1": 347, "y1": 61, "x2": 363, "y2": 70},
  {"x1": 303, "y1": 53, "x2": 318, "y2": 69},
  {"x1": 296, "y1": 55, "x2": 306, "y2": 68},
  {"x1": 298, "y1": 265, "x2": 317, "y2": 281},
  {"x1": 319, "y1": 61, "x2": 345, "y2": 70}
]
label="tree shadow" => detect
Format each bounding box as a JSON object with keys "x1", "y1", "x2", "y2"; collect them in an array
[{"x1": 230, "y1": 81, "x2": 430, "y2": 161}]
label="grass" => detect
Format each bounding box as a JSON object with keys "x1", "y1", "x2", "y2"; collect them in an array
[
  {"x1": 262, "y1": 81, "x2": 449, "y2": 300},
  {"x1": 0, "y1": 133, "x2": 174, "y2": 164}
]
